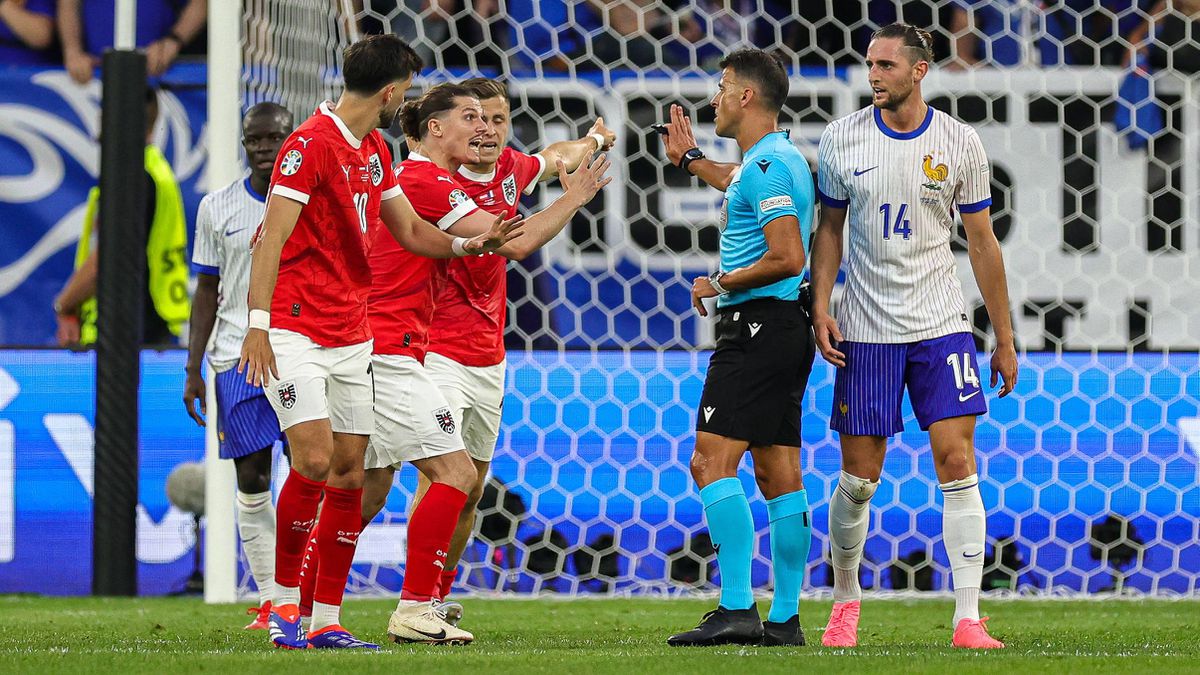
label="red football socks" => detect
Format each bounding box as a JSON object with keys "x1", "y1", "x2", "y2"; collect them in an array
[
  {"x1": 274, "y1": 470, "x2": 324, "y2": 590},
  {"x1": 401, "y1": 483, "x2": 468, "y2": 602},
  {"x1": 298, "y1": 526, "x2": 320, "y2": 616},
  {"x1": 312, "y1": 485, "x2": 364, "y2": 607},
  {"x1": 437, "y1": 566, "x2": 460, "y2": 600}
]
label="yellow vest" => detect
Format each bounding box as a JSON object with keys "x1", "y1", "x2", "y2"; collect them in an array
[{"x1": 74, "y1": 145, "x2": 191, "y2": 345}]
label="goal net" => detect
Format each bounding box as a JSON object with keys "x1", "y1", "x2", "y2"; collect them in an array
[{"x1": 221, "y1": 1, "x2": 1200, "y2": 600}]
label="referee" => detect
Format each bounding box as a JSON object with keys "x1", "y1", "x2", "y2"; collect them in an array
[{"x1": 660, "y1": 49, "x2": 816, "y2": 647}]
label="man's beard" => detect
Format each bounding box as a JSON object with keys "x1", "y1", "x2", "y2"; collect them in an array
[
  {"x1": 877, "y1": 85, "x2": 912, "y2": 111},
  {"x1": 378, "y1": 105, "x2": 400, "y2": 129}
]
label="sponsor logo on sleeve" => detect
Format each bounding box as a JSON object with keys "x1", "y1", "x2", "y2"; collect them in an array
[
  {"x1": 279, "y1": 149, "x2": 303, "y2": 176},
  {"x1": 448, "y1": 189, "x2": 470, "y2": 209},
  {"x1": 759, "y1": 195, "x2": 793, "y2": 212}
]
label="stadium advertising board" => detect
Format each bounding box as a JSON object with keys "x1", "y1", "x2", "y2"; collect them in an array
[{"x1": 0, "y1": 349, "x2": 1194, "y2": 596}]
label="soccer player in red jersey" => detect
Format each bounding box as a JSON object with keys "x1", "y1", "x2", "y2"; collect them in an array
[
  {"x1": 237, "y1": 36, "x2": 521, "y2": 651},
  {"x1": 355, "y1": 83, "x2": 610, "y2": 644},
  {"x1": 418, "y1": 77, "x2": 615, "y2": 622}
]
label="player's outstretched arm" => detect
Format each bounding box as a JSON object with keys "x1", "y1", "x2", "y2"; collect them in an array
[
  {"x1": 536, "y1": 116, "x2": 616, "y2": 181},
  {"x1": 447, "y1": 154, "x2": 611, "y2": 260},
  {"x1": 238, "y1": 196, "x2": 303, "y2": 387},
  {"x1": 380, "y1": 192, "x2": 525, "y2": 258},
  {"x1": 183, "y1": 273, "x2": 218, "y2": 425},
  {"x1": 961, "y1": 207, "x2": 1018, "y2": 397},
  {"x1": 690, "y1": 216, "x2": 805, "y2": 317},
  {"x1": 659, "y1": 104, "x2": 738, "y2": 192},
  {"x1": 810, "y1": 203, "x2": 848, "y2": 366}
]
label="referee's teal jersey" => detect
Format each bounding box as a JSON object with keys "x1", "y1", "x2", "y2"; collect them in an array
[{"x1": 717, "y1": 130, "x2": 815, "y2": 308}]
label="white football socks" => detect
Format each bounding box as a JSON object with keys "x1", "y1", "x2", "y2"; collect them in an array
[
  {"x1": 310, "y1": 601, "x2": 341, "y2": 632},
  {"x1": 940, "y1": 474, "x2": 986, "y2": 625},
  {"x1": 828, "y1": 470, "x2": 879, "y2": 604},
  {"x1": 236, "y1": 490, "x2": 277, "y2": 607},
  {"x1": 275, "y1": 584, "x2": 301, "y2": 607}
]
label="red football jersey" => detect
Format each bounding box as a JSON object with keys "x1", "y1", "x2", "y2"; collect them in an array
[
  {"x1": 267, "y1": 102, "x2": 401, "y2": 347},
  {"x1": 368, "y1": 153, "x2": 482, "y2": 360},
  {"x1": 426, "y1": 147, "x2": 544, "y2": 367}
]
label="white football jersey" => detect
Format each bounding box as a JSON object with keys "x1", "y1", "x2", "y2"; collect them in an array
[
  {"x1": 818, "y1": 105, "x2": 992, "y2": 343},
  {"x1": 191, "y1": 177, "x2": 268, "y2": 372}
]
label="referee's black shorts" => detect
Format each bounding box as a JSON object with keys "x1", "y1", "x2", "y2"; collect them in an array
[{"x1": 696, "y1": 297, "x2": 815, "y2": 448}]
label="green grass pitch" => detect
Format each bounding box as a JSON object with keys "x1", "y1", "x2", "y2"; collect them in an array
[{"x1": 0, "y1": 596, "x2": 1197, "y2": 673}]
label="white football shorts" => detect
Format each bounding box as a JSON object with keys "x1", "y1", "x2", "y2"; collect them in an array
[
  {"x1": 264, "y1": 328, "x2": 374, "y2": 435},
  {"x1": 424, "y1": 352, "x2": 506, "y2": 462},
  {"x1": 365, "y1": 354, "x2": 466, "y2": 469}
]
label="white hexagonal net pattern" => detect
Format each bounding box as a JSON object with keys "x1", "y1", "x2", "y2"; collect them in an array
[{"x1": 234, "y1": 1, "x2": 1200, "y2": 598}]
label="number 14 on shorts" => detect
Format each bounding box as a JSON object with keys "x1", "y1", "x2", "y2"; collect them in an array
[{"x1": 946, "y1": 352, "x2": 979, "y2": 390}]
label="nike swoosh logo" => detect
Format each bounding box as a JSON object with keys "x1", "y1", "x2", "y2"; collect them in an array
[
  {"x1": 963, "y1": 551, "x2": 982, "y2": 559},
  {"x1": 958, "y1": 391, "x2": 980, "y2": 402},
  {"x1": 225, "y1": 227, "x2": 249, "y2": 238},
  {"x1": 409, "y1": 627, "x2": 447, "y2": 640},
  {"x1": 853, "y1": 166, "x2": 877, "y2": 176}
]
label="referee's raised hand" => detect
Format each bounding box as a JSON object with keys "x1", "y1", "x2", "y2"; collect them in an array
[{"x1": 659, "y1": 104, "x2": 699, "y2": 167}]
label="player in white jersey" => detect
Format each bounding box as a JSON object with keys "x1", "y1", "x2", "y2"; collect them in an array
[
  {"x1": 810, "y1": 23, "x2": 1018, "y2": 650},
  {"x1": 184, "y1": 102, "x2": 294, "y2": 629}
]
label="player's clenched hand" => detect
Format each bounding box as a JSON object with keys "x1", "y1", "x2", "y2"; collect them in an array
[
  {"x1": 659, "y1": 103, "x2": 699, "y2": 167},
  {"x1": 560, "y1": 155, "x2": 612, "y2": 207},
  {"x1": 813, "y1": 311, "x2": 846, "y2": 367},
  {"x1": 990, "y1": 341, "x2": 1018, "y2": 398},
  {"x1": 238, "y1": 328, "x2": 278, "y2": 387},
  {"x1": 183, "y1": 369, "x2": 207, "y2": 427},
  {"x1": 464, "y1": 214, "x2": 525, "y2": 254},
  {"x1": 587, "y1": 116, "x2": 617, "y2": 151},
  {"x1": 691, "y1": 276, "x2": 718, "y2": 317}
]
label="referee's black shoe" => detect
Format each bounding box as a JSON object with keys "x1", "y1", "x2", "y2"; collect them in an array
[
  {"x1": 667, "y1": 606, "x2": 763, "y2": 647},
  {"x1": 761, "y1": 615, "x2": 805, "y2": 646}
]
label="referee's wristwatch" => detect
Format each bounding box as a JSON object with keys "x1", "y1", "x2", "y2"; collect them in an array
[
  {"x1": 679, "y1": 147, "x2": 705, "y2": 174},
  {"x1": 708, "y1": 271, "x2": 730, "y2": 295}
]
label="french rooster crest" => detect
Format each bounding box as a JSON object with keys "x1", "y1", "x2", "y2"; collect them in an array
[{"x1": 922, "y1": 154, "x2": 948, "y2": 182}]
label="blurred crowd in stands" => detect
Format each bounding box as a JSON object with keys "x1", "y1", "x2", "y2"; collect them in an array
[
  {"x1": 1, "y1": 0, "x2": 206, "y2": 80},
  {"x1": 3, "y1": 1, "x2": 1198, "y2": 76},
  {"x1": 364, "y1": 0, "x2": 1200, "y2": 74}
]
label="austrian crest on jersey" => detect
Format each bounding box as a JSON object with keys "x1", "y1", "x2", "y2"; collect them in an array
[
  {"x1": 502, "y1": 174, "x2": 517, "y2": 205},
  {"x1": 368, "y1": 153, "x2": 384, "y2": 186}
]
